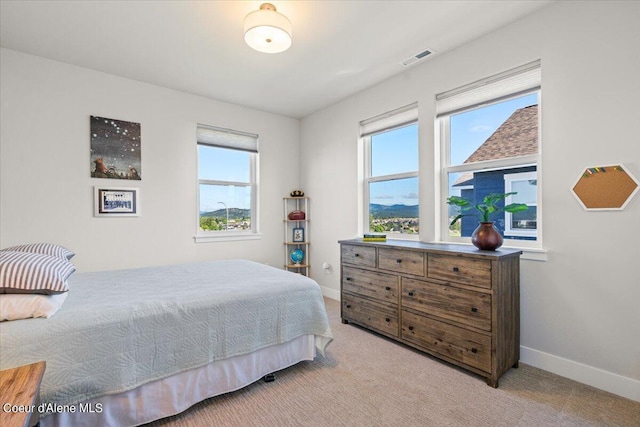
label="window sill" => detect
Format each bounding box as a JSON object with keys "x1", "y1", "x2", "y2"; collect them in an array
[
  {"x1": 503, "y1": 245, "x2": 548, "y2": 261},
  {"x1": 194, "y1": 232, "x2": 262, "y2": 243}
]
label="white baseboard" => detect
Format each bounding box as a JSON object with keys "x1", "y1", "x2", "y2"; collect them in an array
[
  {"x1": 520, "y1": 346, "x2": 640, "y2": 402},
  {"x1": 315, "y1": 291, "x2": 639, "y2": 403},
  {"x1": 320, "y1": 286, "x2": 340, "y2": 301}
]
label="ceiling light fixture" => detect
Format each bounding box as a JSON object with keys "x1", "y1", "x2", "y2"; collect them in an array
[{"x1": 244, "y1": 3, "x2": 292, "y2": 54}]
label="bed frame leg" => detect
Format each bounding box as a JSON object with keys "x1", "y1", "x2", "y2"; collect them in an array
[{"x1": 263, "y1": 373, "x2": 276, "y2": 382}]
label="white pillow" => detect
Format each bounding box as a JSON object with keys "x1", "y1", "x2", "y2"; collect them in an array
[{"x1": 0, "y1": 292, "x2": 68, "y2": 321}]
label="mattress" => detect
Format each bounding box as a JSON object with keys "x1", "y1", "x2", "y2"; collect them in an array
[{"x1": 0, "y1": 259, "x2": 333, "y2": 414}]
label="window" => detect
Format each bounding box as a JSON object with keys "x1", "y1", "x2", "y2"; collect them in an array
[
  {"x1": 361, "y1": 104, "x2": 419, "y2": 238},
  {"x1": 504, "y1": 171, "x2": 537, "y2": 237},
  {"x1": 437, "y1": 61, "x2": 541, "y2": 247},
  {"x1": 196, "y1": 124, "x2": 259, "y2": 241}
]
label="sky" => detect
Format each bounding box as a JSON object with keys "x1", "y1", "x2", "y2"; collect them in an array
[
  {"x1": 198, "y1": 92, "x2": 538, "y2": 212},
  {"x1": 371, "y1": 124, "x2": 419, "y2": 176},
  {"x1": 198, "y1": 146, "x2": 251, "y2": 212},
  {"x1": 447, "y1": 93, "x2": 537, "y2": 198},
  {"x1": 369, "y1": 93, "x2": 538, "y2": 206},
  {"x1": 370, "y1": 123, "x2": 419, "y2": 206},
  {"x1": 450, "y1": 93, "x2": 538, "y2": 166}
]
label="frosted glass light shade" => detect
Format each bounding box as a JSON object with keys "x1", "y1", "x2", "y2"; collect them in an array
[{"x1": 244, "y1": 3, "x2": 292, "y2": 54}]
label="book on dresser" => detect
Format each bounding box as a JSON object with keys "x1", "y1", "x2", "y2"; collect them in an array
[
  {"x1": 338, "y1": 238, "x2": 521, "y2": 387},
  {"x1": 363, "y1": 233, "x2": 386, "y2": 242}
]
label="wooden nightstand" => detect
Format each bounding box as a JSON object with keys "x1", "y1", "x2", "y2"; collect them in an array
[{"x1": 0, "y1": 361, "x2": 46, "y2": 427}]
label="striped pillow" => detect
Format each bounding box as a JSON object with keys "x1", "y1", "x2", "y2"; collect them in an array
[
  {"x1": 0, "y1": 251, "x2": 75, "y2": 294},
  {"x1": 1, "y1": 243, "x2": 75, "y2": 261}
]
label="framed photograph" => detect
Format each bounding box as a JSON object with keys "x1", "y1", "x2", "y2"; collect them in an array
[
  {"x1": 293, "y1": 227, "x2": 305, "y2": 242},
  {"x1": 94, "y1": 187, "x2": 140, "y2": 217}
]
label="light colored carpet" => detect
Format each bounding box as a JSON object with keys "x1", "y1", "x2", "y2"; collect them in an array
[{"x1": 146, "y1": 298, "x2": 640, "y2": 426}]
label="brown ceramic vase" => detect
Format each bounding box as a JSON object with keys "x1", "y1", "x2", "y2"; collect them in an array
[{"x1": 471, "y1": 222, "x2": 503, "y2": 251}]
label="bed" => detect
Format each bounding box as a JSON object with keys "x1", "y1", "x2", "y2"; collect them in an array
[{"x1": 0, "y1": 259, "x2": 333, "y2": 427}]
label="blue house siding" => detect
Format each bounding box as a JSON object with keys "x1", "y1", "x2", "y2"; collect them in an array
[{"x1": 460, "y1": 166, "x2": 536, "y2": 240}]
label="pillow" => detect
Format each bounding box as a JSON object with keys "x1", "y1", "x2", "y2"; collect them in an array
[
  {"x1": 1, "y1": 243, "x2": 75, "y2": 261},
  {"x1": 0, "y1": 251, "x2": 75, "y2": 294},
  {"x1": 0, "y1": 292, "x2": 68, "y2": 321}
]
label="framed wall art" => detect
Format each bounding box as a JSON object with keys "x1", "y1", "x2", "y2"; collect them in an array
[
  {"x1": 94, "y1": 187, "x2": 140, "y2": 217},
  {"x1": 90, "y1": 115, "x2": 141, "y2": 180}
]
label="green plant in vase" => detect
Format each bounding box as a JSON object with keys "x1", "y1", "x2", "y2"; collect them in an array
[{"x1": 446, "y1": 192, "x2": 529, "y2": 250}]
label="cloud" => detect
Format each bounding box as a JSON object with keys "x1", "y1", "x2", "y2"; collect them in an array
[
  {"x1": 403, "y1": 192, "x2": 419, "y2": 199},
  {"x1": 470, "y1": 124, "x2": 492, "y2": 132}
]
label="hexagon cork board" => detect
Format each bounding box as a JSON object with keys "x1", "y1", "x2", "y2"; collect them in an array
[{"x1": 571, "y1": 164, "x2": 639, "y2": 210}]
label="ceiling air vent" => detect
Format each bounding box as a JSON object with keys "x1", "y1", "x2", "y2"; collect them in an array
[{"x1": 402, "y1": 48, "x2": 434, "y2": 67}]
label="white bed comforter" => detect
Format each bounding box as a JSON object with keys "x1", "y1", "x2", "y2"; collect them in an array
[{"x1": 0, "y1": 260, "x2": 333, "y2": 407}]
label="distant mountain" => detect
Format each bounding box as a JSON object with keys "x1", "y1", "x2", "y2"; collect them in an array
[
  {"x1": 370, "y1": 204, "x2": 418, "y2": 219},
  {"x1": 200, "y1": 208, "x2": 250, "y2": 220}
]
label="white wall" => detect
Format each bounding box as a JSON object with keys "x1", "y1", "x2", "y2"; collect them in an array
[
  {"x1": 0, "y1": 48, "x2": 300, "y2": 271},
  {"x1": 300, "y1": 1, "x2": 640, "y2": 401}
]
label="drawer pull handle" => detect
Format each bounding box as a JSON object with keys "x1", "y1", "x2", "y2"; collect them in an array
[
  {"x1": 385, "y1": 317, "x2": 391, "y2": 323},
  {"x1": 471, "y1": 307, "x2": 478, "y2": 313},
  {"x1": 396, "y1": 259, "x2": 402, "y2": 264},
  {"x1": 385, "y1": 286, "x2": 391, "y2": 291},
  {"x1": 346, "y1": 304, "x2": 351, "y2": 308},
  {"x1": 354, "y1": 253, "x2": 360, "y2": 257},
  {"x1": 408, "y1": 326, "x2": 414, "y2": 331},
  {"x1": 471, "y1": 348, "x2": 478, "y2": 354},
  {"x1": 346, "y1": 277, "x2": 352, "y2": 281},
  {"x1": 453, "y1": 267, "x2": 459, "y2": 272},
  {"x1": 408, "y1": 291, "x2": 414, "y2": 297}
]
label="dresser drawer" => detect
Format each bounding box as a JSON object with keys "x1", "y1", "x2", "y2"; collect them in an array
[
  {"x1": 378, "y1": 248, "x2": 425, "y2": 276},
  {"x1": 401, "y1": 311, "x2": 491, "y2": 372},
  {"x1": 342, "y1": 244, "x2": 376, "y2": 268},
  {"x1": 342, "y1": 266, "x2": 398, "y2": 304},
  {"x1": 428, "y1": 254, "x2": 492, "y2": 289},
  {"x1": 342, "y1": 293, "x2": 399, "y2": 338},
  {"x1": 402, "y1": 278, "x2": 491, "y2": 331}
]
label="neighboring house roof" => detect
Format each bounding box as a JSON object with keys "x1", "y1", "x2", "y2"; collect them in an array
[
  {"x1": 453, "y1": 104, "x2": 538, "y2": 187},
  {"x1": 452, "y1": 174, "x2": 474, "y2": 187}
]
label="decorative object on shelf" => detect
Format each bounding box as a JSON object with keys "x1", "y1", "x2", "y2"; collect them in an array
[
  {"x1": 244, "y1": 3, "x2": 292, "y2": 54},
  {"x1": 288, "y1": 210, "x2": 306, "y2": 220},
  {"x1": 293, "y1": 227, "x2": 305, "y2": 242},
  {"x1": 289, "y1": 248, "x2": 304, "y2": 265},
  {"x1": 571, "y1": 164, "x2": 639, "y2": 210},
  {"x1": 447, "y1": 192, "x2": 528, "y2": 251},
  {"x1": 90, "y1": 116, "x2": 141, "y2": 180},
  {"x1": 94, "y1": 187, "x2": 140, "y2": 217},
  {"x1": 290, "y1": 190, "x2": 304, "y2": 197}
]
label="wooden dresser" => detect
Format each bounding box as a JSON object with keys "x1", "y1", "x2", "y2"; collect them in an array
[{"x1": 339, "y1": 238, "x2": 521, "y2": 387}]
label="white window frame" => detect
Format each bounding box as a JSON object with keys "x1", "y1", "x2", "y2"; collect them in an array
[
  {"x1": 361, "y1": 103, "x2": 419, "y2": 240},
  {"x1": 504, "y1": 171, "x2": 538, "y2": 238},
  {"x1": 195, "y1": 125, "x2": 261, "y2": 243},
  {"x1": 436, "y1": 61, "x2": 543, "y2": 251}
]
